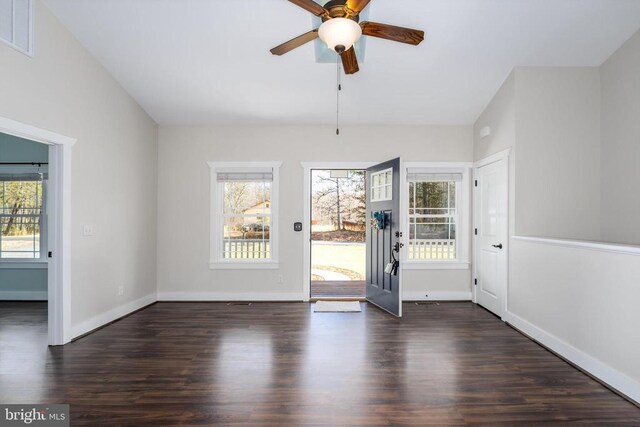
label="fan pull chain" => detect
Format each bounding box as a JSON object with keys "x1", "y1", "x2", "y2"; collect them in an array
[{"x1": 336, "y1": 60, "x2": 342, "y2": 135}]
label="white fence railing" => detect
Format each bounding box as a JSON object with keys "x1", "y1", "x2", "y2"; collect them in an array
[
  {"x1": 224, "y1": 239, "x2": 454, "y2": 260},
  {"x1": 408, "y1": 239, "x2": 456, "y2": 260},
  {"x1": 224, "y1": 240, "x2": 270, "y2": 259}
]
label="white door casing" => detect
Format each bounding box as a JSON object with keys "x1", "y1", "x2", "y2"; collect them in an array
[
  {"x1": 301, "y1": 162, "x2": 375, "y2": 301},
  {"x1": 473, "y1": 151, "x2": 509, "y2": 318},
  {"x1": 0, "y1": 116, "x2": 75, "y2": 345}
]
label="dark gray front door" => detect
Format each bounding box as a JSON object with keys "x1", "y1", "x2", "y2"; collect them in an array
[{"x1": 366, "y1": 158, "x2": 402, "y2": 317}]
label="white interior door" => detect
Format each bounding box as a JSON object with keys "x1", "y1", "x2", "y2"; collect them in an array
[{"x1": 474, "y1": 157, "x2": 508, "y2": 317}]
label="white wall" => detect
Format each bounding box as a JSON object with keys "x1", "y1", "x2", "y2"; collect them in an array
[
  {"x1": 475, "y1": 67, "x2": 602, "y2": 241},
  {"x1": 474, "y1": 73, "x2": 516, "y2": 162},
  {"x1": 473, "y1": 72, "x2": 517, "y2": 239},
  {"x1": 0, "y1": 1, "x2": 158, "y2": 334},
  {"x1": 514, "y1": 67, "x2": 602, "y2": 241},
  {"x1": 508, "y1": 238, "x2": 640, "y2": 402},
  {"x1": 157, "y1": 125, "x2": 473, "y2": 300},
  {"x1": 600, "y1": 30, "x2": 640, "y2": 245},
  {"x1": 474, "y1": 58, "x2": 640, "y2": 401}
]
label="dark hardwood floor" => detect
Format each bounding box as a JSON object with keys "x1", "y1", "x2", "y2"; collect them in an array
[
  {"x1": 311, "y1": 280, "x2": 366, "y2": 298},
  {"x1": 1, "y1": 301, "x2": 638, "y2": 426}
]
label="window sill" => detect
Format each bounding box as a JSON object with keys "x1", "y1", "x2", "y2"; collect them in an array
[
  {"x1": 0, "y1": 260, "x2": 48, "y2": 269},
  {"x1": 209, "y1": 261, "x2": 280, "y2": 270},
  {"x1": 402, "y1": 261, "x2": 469, "y2": 270}
]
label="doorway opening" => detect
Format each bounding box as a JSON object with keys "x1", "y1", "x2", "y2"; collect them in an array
[
  {"x1": 0, "y1": 131, "x2": 49, "y2": 351},
  {"x1": 0, "y1": 116, "x2": 74, "y2": 345},
  {"x1": 310, "y1": 169, "x2": 366, "y2": 299}
]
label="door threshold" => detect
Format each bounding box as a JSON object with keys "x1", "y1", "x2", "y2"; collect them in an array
[{"x1": 310, "y1": 297, "x2": 367, "y2": 302}]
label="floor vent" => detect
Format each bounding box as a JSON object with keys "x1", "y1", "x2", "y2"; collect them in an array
[
  {"x1": 227, "y1": 302, "x2": 252, "y2": 306},
  {"x1": 415, "y1": 302, "x2": 440, "y2": 306}
]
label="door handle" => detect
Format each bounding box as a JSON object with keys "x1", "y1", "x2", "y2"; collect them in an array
[{"x1": 492, "y1": 244, "x2": 503, "y2": 249}]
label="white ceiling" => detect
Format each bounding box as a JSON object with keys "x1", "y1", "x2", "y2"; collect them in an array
[{"x1": 42, "y1": 0, "x2": 640, "y2": 126}]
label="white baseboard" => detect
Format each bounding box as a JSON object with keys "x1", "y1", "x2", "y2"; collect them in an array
[
  {"x1": 158, "y1": 291, "x2": 471, "y2": 302},
  {"x1": 157, "y1": 292, "x2": 306, "y2": 302},
  {"x1": 0, "y1": 291, "x2": 47, "y2": 300},
  {"x1": 71, "y1": 293, "x2": 157, "y2": 339},
  {"x1": 505, "y1": 311, "x2": 640, "y2": 405},
  {"x1": 402, "y1": 291, "x2": 472, "y2": 301}
]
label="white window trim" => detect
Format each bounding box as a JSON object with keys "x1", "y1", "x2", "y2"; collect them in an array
[
  {"x1": 0, "y1": 0, "x2": 34, "y2": 57},
  {"x1": 0, "y1": 165, "x2": 47, "y2": 266},
  {"x1": 208, "y1": 161, "x2": 282, "y2": 270},
  {"x1": 402, "y1": 162, "x2": 471, "y2": 270}
]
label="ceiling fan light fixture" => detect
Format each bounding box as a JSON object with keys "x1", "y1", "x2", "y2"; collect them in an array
[{"x1": 318, "y1": 17, "x2": 362, "y2": 53}]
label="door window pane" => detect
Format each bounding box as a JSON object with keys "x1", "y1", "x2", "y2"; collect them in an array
[{"x1": 371, "y1": 168, "x2": 393, "y2": 202}]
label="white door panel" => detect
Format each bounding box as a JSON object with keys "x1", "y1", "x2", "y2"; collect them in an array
[
  {"x1": 474, "y1": 157, "x2": 508, "y2": 317},
  {"x1": 480, "y1": 250, "x2": 498, "y2": 297}
]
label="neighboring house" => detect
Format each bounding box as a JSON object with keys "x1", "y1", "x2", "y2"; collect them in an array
[{"x1": 242, "y1": 201, "x2": 270, "y2": 230}]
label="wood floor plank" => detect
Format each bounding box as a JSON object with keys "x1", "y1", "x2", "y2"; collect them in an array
[
  {"x1": 311, "y1": 280, "x2": 366, "y2": 297},
  {"x1": 0, "y1": 301, "x2": 638, "y2": 425}
]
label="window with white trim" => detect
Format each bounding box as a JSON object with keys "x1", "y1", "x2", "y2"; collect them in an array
[
  {"x1": 209, "y1": 162, "x2": 281, "y2": 269},
  {"x1": 0, "y1": 168, "x2": 46, "y2": 259},
  {"x1": 404, "y1": 166, "x2": 470, "y2": 267},
  {"x1": 0, "y1": 0, "x2": 33, "y2": 56}
]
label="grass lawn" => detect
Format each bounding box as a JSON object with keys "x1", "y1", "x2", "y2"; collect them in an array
[{"x1": 311, "y1": 241, "x2": 365, "y2": 280}]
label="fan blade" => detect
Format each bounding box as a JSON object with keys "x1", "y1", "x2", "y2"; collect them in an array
[
  {"x1": 341, "y1": 47, "x2": 359, "y2": 74},
  {"x1": 288, "y1": 0, "x2": 328, "y2": 16},
  {"x1": 361, "y1": 21, "x2": 425, "y2": 45},
  {"x1": 270, "y1": 30, "x2": 319, "y2": 56},
  {"x1": 345, "y1": 0, "x2": 371, "y2": 14}
]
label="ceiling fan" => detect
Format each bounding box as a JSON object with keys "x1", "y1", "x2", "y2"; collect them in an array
[{"x1": 270, "y1": 0, "x2": 425, "y2": 74}]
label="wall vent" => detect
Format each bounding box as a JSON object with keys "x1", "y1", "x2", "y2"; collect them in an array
[{"x1": 0, "y1": 0, "x2": 32, "y2": 56}]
